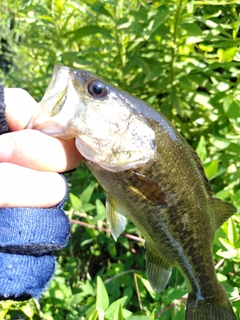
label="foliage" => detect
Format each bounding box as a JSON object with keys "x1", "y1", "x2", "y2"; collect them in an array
[{"x1": 0, "y1": 0, "x2": 240, "y2": 319}]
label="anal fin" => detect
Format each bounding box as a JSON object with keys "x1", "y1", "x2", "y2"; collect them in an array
[
  {"x1": 212, "y1": 197, "x2": 237, "y2": 230},
  {"x1": 106, "y1": 194, "x2": 127, "y2": 241},
  {"x1": 146, "y1": 245, "x2": 173, "y2": 293}
]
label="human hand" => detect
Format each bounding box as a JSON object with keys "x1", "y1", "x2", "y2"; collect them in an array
[{"x1": 0, "y1": 88, "x2": 82, "y2": 208}]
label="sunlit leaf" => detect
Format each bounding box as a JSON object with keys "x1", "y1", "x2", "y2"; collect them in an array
[
  {"x1": 106, "y1": 297, "x2": 128, "y2": 320},
  {"x1": 20, "y1": 302, "x2": 35, "y2": 318},
  {"x1": 66, "y1": 25, "x2": 113, "y2": 43},
  {"x1": 228, "y1": 218, "x2": 239, "y2": 245},
  {"x1": 113, "y1": 303, "x2": 124, "y2": 320},
  {"x1": 196, "y1": 136, "x2": 207, "y2": 162},
  {"x1": 219, "y1": 237, "x2": 235, "y2": 251},
  {"x1": 96, "y1": 276, "x2": 109, "y2": 313},
  {"x1": 141, "y1": 277, "x2": 159, "y2": 299},
  {"x1": 217, "y1": 47, "x2": 238, "y2": 62},
  {"x1": 69, "y1": 192, "x2": 82, "y2": 211},
  {"x1": 80, "y1": 181, "x2": 97, "y2": 204},
  {"x1": 126, "y1": 316, "x2": 152, "y2": 320},
  {"x1": 217, "y1": 249, "x2": 239, "y2": 259},
  {"x1": 203, "y1": 160, "x2": 219, "y2": 180}
]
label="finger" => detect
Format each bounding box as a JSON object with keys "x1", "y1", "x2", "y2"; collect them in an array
[
  {"x1": 0, "y1": 129, "x2": 82, "y2": 172},
  {"x1": 0, "y1": 163, "x2": 67, "y2": 208},
  {"x1": 4, "y1": 88, "x2": 39, "y2": 131}
]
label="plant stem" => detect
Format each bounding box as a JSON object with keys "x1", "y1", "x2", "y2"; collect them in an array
[
  {"x1": 170, "y1": 0, "x2": 184, "y2": 117},
  {"x1": 70, "y1": 218, "x2": 145, "y2": 243},
  {"x1": 114, "y1": 0, "x2": 124, "y2": 75}
]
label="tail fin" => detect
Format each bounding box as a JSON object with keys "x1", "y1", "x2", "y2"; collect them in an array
[{"x1": 186, "y1": 285, "x2": 236, "y2": 320}]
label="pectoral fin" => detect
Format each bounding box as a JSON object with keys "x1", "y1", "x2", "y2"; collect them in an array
[
  {"x1": 129, "y1": 171, "x2": 168, "y2": 206},
  {"x1": 106, "y1": 195, "x2": 127, "y2": 241},
  {"x1": 212, "y1": 197, "x2": 237, "y2": 230},
  {"x1": 146, "y1": 245, "x2": 172, "y2": 293}
]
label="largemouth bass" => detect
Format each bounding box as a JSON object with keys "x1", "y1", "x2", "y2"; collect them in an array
[{"x1": 29, "y1": 65, "x2": 237, "y2": 319}]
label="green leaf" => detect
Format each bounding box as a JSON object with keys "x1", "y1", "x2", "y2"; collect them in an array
[
  {"x1": 0, "y1": 301, "x2": 11, "y2": 318},
  {"x1": 113, "y1": 303, "x2": 124, "y2": 320},
  {"x1": 223, "y1": 96, "x2": 240, "y2": 130},
  {"x1": 216, "y1": 249, "x2": 239, "y2": 259},
  {"x1": 66, "y1": 25, "x2": 113, "y2": 43},
  {"x1": 198, "y1": 43, "x2": 214, "y2": 52},
  {"x1": 106, "y1": 296, "x2": 128, "y2": 319},
  {"x1": 217, "y1": 47, "x2": 238, "y2": 62},
  {"x1": 181, "y1": 22, "x2": 203, "y2": 44},
  {"x1": 203, "y1": 160, "x2": 219, "y2": 180},
  {"x1": 181, "y1": 22, "x2": 202, "y2": 37},
  {"x1": 126, "y1": 316, "x2": 152, "y2": 320},
  {"x1": 20, "y1": 302, "x2": 35, "y2": 318},
  {"x1": 88, "y1": 310, "x2": 98, "y2": 320},
  {"x1": 174, "y1": 307, "x2": 185, "y2": 320},
  {"x1": 81, "y1": 181, "x2": 97, "y2": 204},
  {"x1": 107, "y1": 241, "x2": 117, "y2": 258},
  {"x1": 82, "y1": 203, "x2": 96, "y2": 212},
  {"x1": 69, "y1": 193, "x2": 82, "y2": 211},
  {"x1": 171, "y1": 86, "x2": 182, "y2": 116},
  {"x1": 141, "y1": 277, "x2": 159, "y2": 299},
  {"x1": 219, "y1": 238, "x2": 235, "y2": 251},
  {"x1": 71, "y1": 282, "x2": 94, "y2": 304},
  {"x1": 196, "y1": 136, "x2": 207, "y2": 162},
  {"x1": 95, "y1": 199, "x2": 106, "y2": 217},
  {"x1": 145, "y1": 10, "x2": 170, "y2": 38},
  {"x1": 162, "y1": 287, "x2": 187, "y2": 304},
  {"x1": 215, "y1": 189, "x2": 232, "y2": 201},
  {"x1": 228, "y1": 218, "x2": 239, "y2": 245},
  {"x1": 55, "y1": 0, "x2": 64, "y2": 15},
  {"x1": 209, "y1": 136, "x2": 230, "y2": 150},
  {"x1": 39, "y1": 15, "x2": 55, "y2": 23},
  {"x1": 96, "y1": 276, "x2": 109, "y2": 314}
]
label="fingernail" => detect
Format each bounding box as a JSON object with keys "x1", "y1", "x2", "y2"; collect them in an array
[{"x1": 0, "y1": 135, "x2": 14, "y2": 160}]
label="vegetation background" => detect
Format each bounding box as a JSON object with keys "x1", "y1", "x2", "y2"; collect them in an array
[{"x1": 0, "y1": 0, "x2": 240, "y2": 319}]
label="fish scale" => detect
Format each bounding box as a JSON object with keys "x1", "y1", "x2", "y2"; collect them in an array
[{"x1": 30, "y1": 64, "x2": 237, "y2": 320}]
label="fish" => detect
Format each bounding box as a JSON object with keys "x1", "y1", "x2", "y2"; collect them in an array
[{"x1": 29, "y1": 64, "x2": 237, "y2": 319}]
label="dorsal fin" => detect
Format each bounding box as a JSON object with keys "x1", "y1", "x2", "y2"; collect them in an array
[
  {"x1": 212, "y1": 197, "x2": 237, "y2": 230},
  {"x1": 189, "y1": 146, "x2": 213, "y2": 195}
]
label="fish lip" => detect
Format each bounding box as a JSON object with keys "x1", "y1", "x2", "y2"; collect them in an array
[
  {"x1": 28, "y1": 64, "x2": 83, "y2": 136},
  {"x1": 31, "y1": 120, "x2": 76, "y2": 139},
  {"x1": 41, "y1": 64, "x2": 71, "y2": 101}
]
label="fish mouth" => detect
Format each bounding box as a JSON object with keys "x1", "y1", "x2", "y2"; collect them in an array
[
  {"x1": 32, "y1": 119, "x2": 77, "y2": 140},
  {"x1": 40, "y1": 64, "x2": 71, "y2": 114},
  {"x1": 28, "y1": 64, "x2": 82, "y2": 139},
  {"x1": 28, "y1": 111, "x2": 77, "y2": 139}
]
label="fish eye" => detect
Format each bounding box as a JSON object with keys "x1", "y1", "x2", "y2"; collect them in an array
[{"x1": 88, "y1": 80, "x2": 108, "y2": 98}]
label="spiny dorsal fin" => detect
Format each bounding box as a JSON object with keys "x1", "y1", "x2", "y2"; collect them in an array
[
  {"x1": 212, "y1": 197, "x2": 237, "y2": 230},
  {"x1": 106, "y1": 194, "x2": 127, "y2": 241},
  {"x1": 146, "y1": 245, "x2": 173, "y2": 293},
  {"x1": 128, "y1": 171, "x2": 168, "y2": 206},
  {"x1": 189, "y1": 146, "x2": 213, "y2": 195}
]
